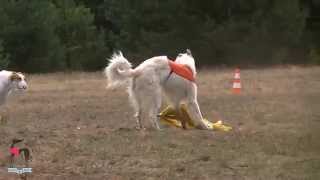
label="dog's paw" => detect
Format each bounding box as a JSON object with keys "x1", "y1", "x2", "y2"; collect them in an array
[
  {"x1": 195, "y1": 124, "x2": 210, "y2": 130},
  {"x1": 106, "y1": 85, "x2": 116, "y2": 91},
  {"x1": 135, "y1": 126, "x2": 146, "y2": 131}
]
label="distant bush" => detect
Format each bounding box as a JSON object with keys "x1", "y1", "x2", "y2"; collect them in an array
[
  {"x1": 0, "y1": 41, "x2": 9, "y2": 69},
  {"x1": 309, "y1": 48, "x2": 320, "y2": 64},
  {"x1": 0, "y1": 0, "x2": 317, "y2": 72},
  {"x1": 0, "y1": 0, "x2": 109, "y2": 73}
]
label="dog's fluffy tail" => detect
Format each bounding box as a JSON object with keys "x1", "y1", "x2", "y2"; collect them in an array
[{"x1": 104, "y1": 51, "x2": 139, "y2": 89}]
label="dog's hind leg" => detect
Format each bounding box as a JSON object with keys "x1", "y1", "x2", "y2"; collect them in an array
[
  {"x1": 149, "y1": 109, "x2": 161, "y2": 130},
  {"x1": 149, "y1": 89, "x2": 162, "y2": 130},
  {"x1": 133, "y1": 101, "x2": 144, "y2": 130},
  {"x1": 144, "y1": 82, "x2": 162, "y2": 130},
  {"x1": 134, "y1": 109, "x2": 143, "y2": 130},
  {"x1": 129, "y1": 82, "x2": 144, "y2": 130}
]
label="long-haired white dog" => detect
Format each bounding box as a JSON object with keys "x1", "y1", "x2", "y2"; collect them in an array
[{"x1": 104, "y1": 49, "x2": 207, "y2": 130}]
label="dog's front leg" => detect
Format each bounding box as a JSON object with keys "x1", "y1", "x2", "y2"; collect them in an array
[
  {"x1": 187, "y1": 100, "x2": 208, "y2": 130},
  {"x1": 154, "y1": 117, "x2": 161, "y2": 130}
]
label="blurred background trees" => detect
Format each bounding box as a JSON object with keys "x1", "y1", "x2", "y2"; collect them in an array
[{"x1": 0, "y1": 0, "x2": 319, "y2": 72}]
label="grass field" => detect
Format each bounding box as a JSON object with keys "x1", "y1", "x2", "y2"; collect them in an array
[{"x1": 0, "y1": 66, "x2": 319, "y2": 180}]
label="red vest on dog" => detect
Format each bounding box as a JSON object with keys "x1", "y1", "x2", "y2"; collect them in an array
[{"x1": 168, "y1": 60, "x2": 195, "y2": 82}]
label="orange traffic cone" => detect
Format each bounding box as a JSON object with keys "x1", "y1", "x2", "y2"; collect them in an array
[{"x1": 232, "y1": 68, "x2": 241, "y2": 94}]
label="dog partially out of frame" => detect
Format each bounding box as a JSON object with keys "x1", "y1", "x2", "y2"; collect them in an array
[
  {"x1": 104, "y1": 49, "x2": 208, "y2": 130},
  {"x1": 0, "y1": 70, "x2": 27, "y2": 106}
]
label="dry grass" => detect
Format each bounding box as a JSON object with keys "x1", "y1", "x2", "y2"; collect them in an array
[{"x1": 0, "y1": 66, "x2": 319, "y2": 180}]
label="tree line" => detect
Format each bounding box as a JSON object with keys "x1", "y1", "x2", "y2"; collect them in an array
[{"x1": 0, "y1": 0, "x2": 319, "y2": 73}]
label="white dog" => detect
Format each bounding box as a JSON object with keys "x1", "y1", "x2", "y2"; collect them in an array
[
  {"x1": 0, "y1": 70, "x2": 27, "y2": 106},
  {"x1": 105, "y1": 49, "x2": 207, "y2": 130}
]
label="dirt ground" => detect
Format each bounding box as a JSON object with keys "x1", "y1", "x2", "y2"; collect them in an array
[{"x1": 0, "y1": 66, "x2": 319, "y2": 180}]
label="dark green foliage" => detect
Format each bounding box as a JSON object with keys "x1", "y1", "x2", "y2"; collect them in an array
[
  {"x1": 0, "y1": 0, "x2": 108, "y2": 72},
  {"x1": 0, "y1": 0, "x2": 318, "y2": 72},
  {"x1": 0, "y1": 0, "x2": 65, "y2": 72},
  {"x1": 54, "y1": 0, "x2": 109, "y2": 71},
  {"x1": 101, "y1": 0, "x2": 310, "y2": 66},
  {"x1": 0, "y1": 41, "x2": 9, "y2": 69}
]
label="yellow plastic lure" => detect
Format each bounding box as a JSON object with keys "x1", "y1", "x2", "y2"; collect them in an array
[{"x1": 159, "y1": 105, "x2": 232, "y2": 132}]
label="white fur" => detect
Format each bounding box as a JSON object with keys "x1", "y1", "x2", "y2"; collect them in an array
[
  {"x1": 0, "y1": 70, "x2": 27, "y2": 106},
  {"x1": 104, "y1": 50, "x2": 207, "y2": 130}
]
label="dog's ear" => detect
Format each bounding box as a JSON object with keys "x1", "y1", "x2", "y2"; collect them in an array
[
  {"x1": 186, "y1": 49, "x2": 192, "y2": 56},
  {"x1": 10, "y1": 72, "x2": 22, "y2": 81}
]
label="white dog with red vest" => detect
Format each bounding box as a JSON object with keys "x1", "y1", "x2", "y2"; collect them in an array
[
  {"x1": 0, "y1": 70, "x2": 27, "y2": 106},
  {"x1": 105, "y1": 49, "x2": 207, "y2": 130}
]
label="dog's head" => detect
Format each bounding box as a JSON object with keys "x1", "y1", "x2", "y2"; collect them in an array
[
  {"x1": 175, "y1": 49, "x2": 196, "y2": 75},
  {"x1": 9, "y1": 72, "x2": 28, "y2": 92}
]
